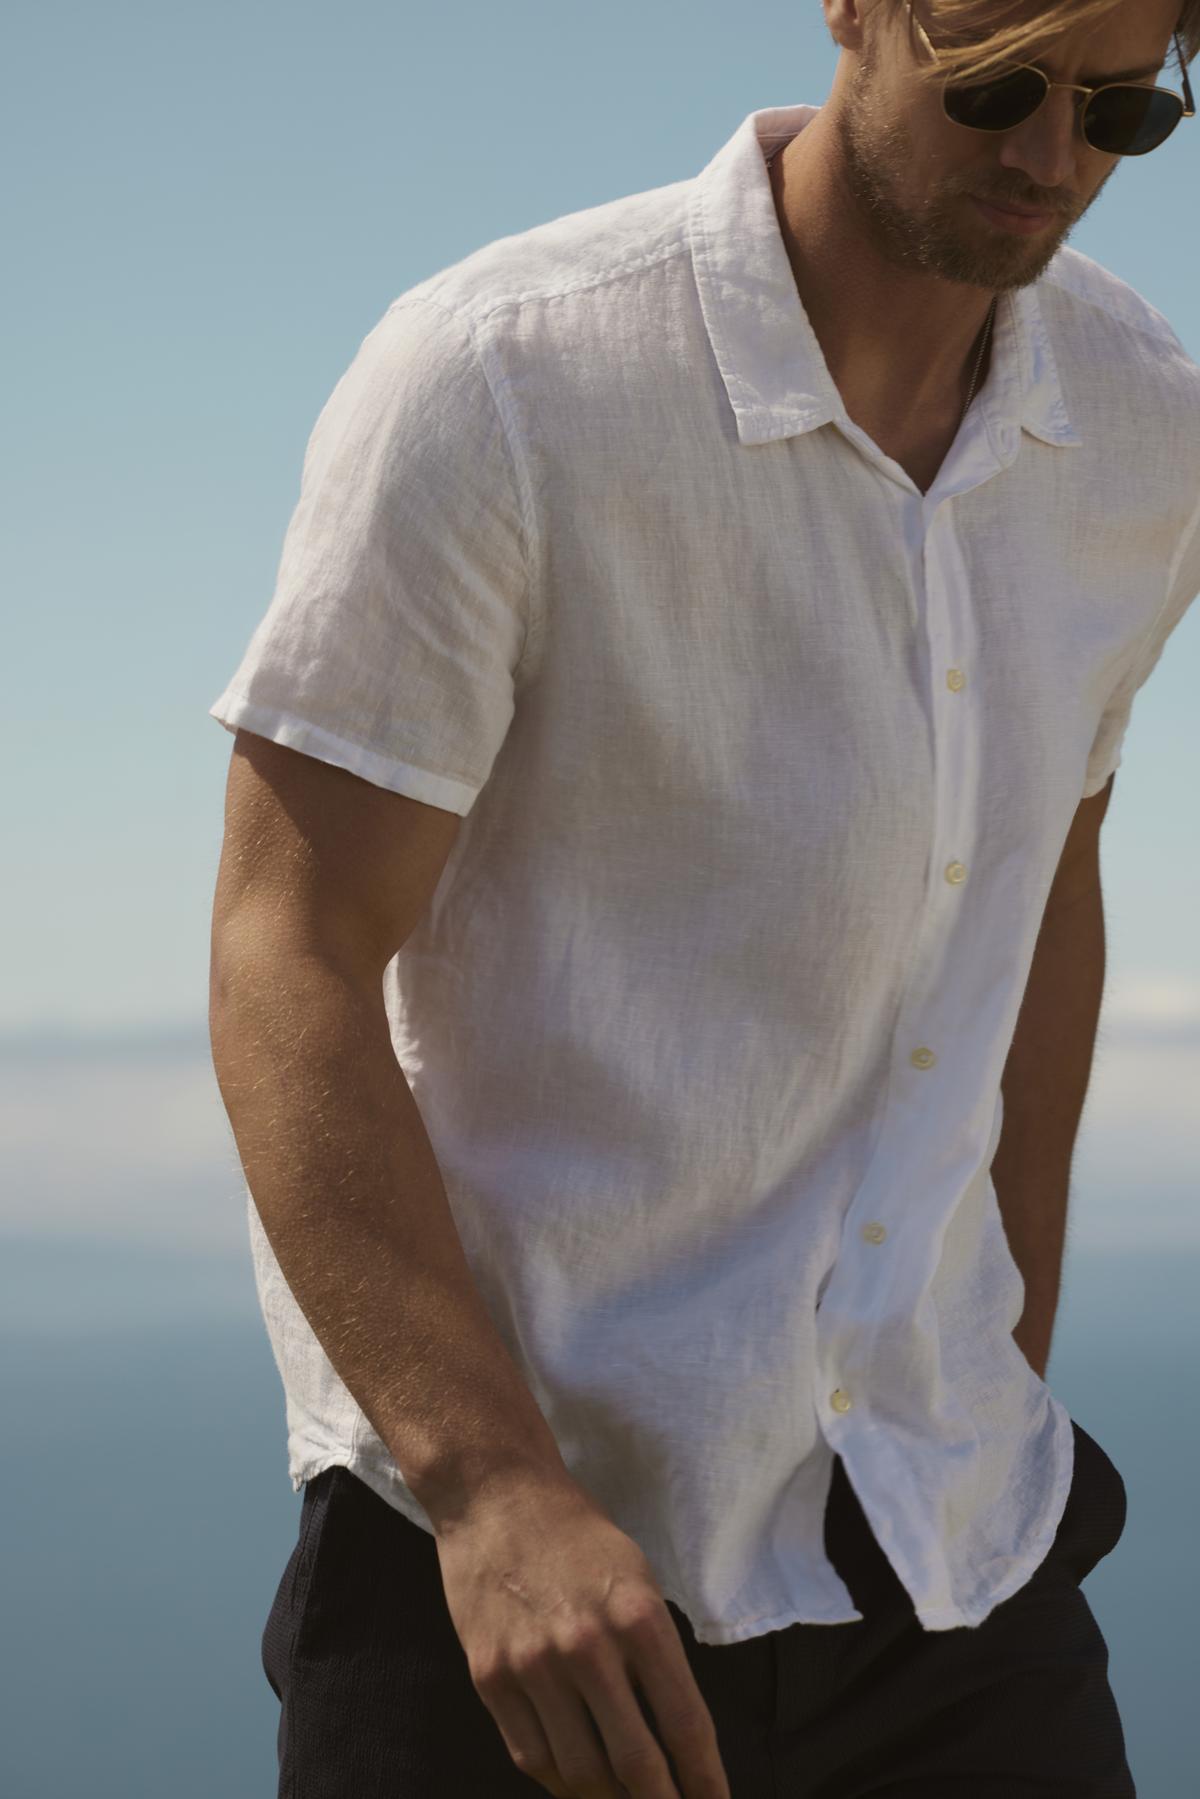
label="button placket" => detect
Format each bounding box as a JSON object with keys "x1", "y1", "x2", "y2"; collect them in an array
[{"x1": 818, "y1": 519, "x2": 982, "y2": 1455}]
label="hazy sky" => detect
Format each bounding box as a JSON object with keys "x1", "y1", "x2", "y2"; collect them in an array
[{"x1": 7, "y1": 0, "x2": 1199, "y2": 1052}]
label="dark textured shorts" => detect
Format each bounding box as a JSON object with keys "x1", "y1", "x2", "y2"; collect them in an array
[{"x1": 262, "y1": 1416, "x2": 1133, "y2": 1796}]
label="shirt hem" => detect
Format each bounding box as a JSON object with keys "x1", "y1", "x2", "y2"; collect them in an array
[
  {"x1": 277, "y1": 1404, "x2": 1076, "y2": 1645},
  {"x1": 208, "y1": 692, "x2": 481, "y2": 816},
  {"x1": 912, "y1": 1396, "x2": 1077, "y2": 1631},
  {"x1": 658, "y1": 1593, "x2": 866, "y2": 1646},
  {"x1": 287, "y1": 1446, "x2": 867, "y2": 1644}
]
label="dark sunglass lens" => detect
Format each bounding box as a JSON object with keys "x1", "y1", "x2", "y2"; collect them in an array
[
  {"x1": 1085, "y1": 86, "x2": 1183, "y2": 154},
  {"x1": 944, "y1": 65, "x2": 1046, "y2": 130}
]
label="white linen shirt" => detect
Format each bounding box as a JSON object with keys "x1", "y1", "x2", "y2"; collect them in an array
[{"x1": 209, "y1": 103, "x2": 1200, "y2": 1645}]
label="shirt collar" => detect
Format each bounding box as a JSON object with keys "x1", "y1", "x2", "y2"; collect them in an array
[{"x1": 687, "y1": 104, "x2": 1082, "y2": 452}]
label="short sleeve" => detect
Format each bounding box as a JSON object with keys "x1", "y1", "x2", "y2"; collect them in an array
[
  {"x1": 1081, "y1": 490, "x2": 1200, "y2": 799},
  {"x1": 208, "y1": 297, "x2": 533, "y2": 816},
  {"x1": 1081, "y1": 674, "x2": 1139, "y2": 798}
]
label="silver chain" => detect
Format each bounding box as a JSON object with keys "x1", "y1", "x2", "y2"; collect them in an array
[
  {"x1": 765, "y1": 143, "x2": 996, "y2": 426},
  {"x1": 961, "y1": 296, "x2": 996, "y2": 422}
]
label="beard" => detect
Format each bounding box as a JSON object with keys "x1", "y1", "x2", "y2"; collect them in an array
[{"x1": 831, "y1": 33, "x2": 1099, "y2": 292}]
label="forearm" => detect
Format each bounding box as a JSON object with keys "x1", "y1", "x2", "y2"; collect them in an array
[
  {"x1": 991, "y1": 880, "x2": 1106, "y2": 1379},
  {"x1": 209, "y1": 943, "x2": 569, "y2": 1526}
]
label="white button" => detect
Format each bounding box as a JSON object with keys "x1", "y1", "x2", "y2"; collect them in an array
[
  {"x1": 947, "y1": 668, "x2": 966, "y2": 691},
  {"x1": 830, "y1": 1388, "x2": 853, "y2": 1413},
  {"x1": 944, "y1": 861, "x2": 967, "y2": 884},
  {"x1": 911, "y1": 1046, "x2": 937, "y2": 1069},
  {"x1": 861, "y1": 1222, "x2": 887, "y2": 1244}
]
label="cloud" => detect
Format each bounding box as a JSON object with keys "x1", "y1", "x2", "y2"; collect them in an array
[
  {"x1": 1100, "y1": 970, "x2": 1200, "y2": 1043},
  {"x1": 0, "y1": 1025, "x2": 247, "y2": 1255},
  {"x1": 0, "y1": 997, "x2": 1197, "y2": 1262}
]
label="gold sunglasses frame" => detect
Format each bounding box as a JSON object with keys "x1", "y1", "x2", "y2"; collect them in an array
[{"x1": 904, "y1": 0, "x2": 1196, "y2": 152}]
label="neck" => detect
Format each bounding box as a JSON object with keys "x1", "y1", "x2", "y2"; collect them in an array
[
  {"x1": 964, "y1": 301, "x2": 996, "y2": 410},
  {"x1": 768, "y1": 117, "x2": 998, "y2": 426}
]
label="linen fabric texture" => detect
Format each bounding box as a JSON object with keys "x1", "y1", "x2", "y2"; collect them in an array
[{"x1": 210, "y1": 103, "x2": 1200, "y2": 1647}]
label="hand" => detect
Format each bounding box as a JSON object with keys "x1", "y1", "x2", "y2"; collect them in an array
[{"x1": 431, "y1": 1471, "x2": 732, "y2": 1799}]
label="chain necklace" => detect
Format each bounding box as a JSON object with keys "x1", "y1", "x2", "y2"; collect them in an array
[
  {"x1": 765, "y1": 143, "x2": 997, "y2": 427},
  {"x1": 961, "y1": 295, "x2": 996, "y2": 423}
]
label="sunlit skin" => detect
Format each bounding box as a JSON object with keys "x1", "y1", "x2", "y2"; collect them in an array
[{"x1": 770, "y1": 0, "x2": 1182, "y2": 439}]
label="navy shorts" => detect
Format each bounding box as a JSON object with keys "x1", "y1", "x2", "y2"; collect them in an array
[{"x1": 262, "y1": 1417, "x2": 1133, "y2": 1795}]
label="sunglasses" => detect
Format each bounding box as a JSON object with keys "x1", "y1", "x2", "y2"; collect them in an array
[{"x1": 906, "y1": 2, "x2": 1196, "y2": 155}]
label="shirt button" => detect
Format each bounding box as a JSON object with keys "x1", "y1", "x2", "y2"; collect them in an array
[
  {"x1": 830, "y1": 1388, "x2": 853, "y2": 1413},
  {"x1": 947, "y1": 668, "x2": 966, "y2": 691},
  {"x1": 911, "y1": 1046, "x2": 937, "y2": 1069},
  {"x1": 861, "y1": 1222, "x2": 887, "y2": 1244},
  {"x1": 945, "y1": 861, "x2": 967, "y2": 884}
]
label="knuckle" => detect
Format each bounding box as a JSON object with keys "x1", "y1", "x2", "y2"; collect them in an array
[
  {"x1": 659, "y1": 1699, "x2": 715, "y2": 1742},
  {"x1": 468, "y1": 1657, "x2": 505, "y2": 1695},
  {"x1": 556, "y1": 1750, "x2": 607, "y2": 1790},
  {"x1": 558, "y1": 1622, "x2": 606, "y2": 1662},
  {"x1": 611, "y1": 1736, "x2": 665, "y2": 1781},
  {"x1": 507, "y1": 1744, "x2": 554, "y2": 1778},
  {"x1": 616, "y1": 1597, "x2": 666, "y2": 1639},
  {"x1": 505, "y1": 1653, "x2": 542, "y2": 1687},
  {"x1": 514, "y1": 1640, "x2": 566, "y2": 1681}
]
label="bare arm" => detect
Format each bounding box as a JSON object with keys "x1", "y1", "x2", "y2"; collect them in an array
[
  {"x1": 208, "y1": 730, "x2": 569, "y2": 1524},
  {"x1": 210, "y1": 730, "x2": 734, "y2": 1798},
  {"x1": 992, "y1": 773, "x2": 1113, "y2": 1379}
]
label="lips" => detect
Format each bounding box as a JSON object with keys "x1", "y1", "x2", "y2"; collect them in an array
[
  {"x1": 970, "y1": 194, "x2": 1059, "y2": 235},
  {"x1": 978, "y1": 196, "x2": 1055, "y2": 218}
]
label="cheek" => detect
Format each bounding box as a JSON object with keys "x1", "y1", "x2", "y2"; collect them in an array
[
  {"x1": 923, "y1": 105, "x2": 990, "y2": 182},
  {"x1": 1084, "y1": 155, "x2": 1120, "y2": 200}
]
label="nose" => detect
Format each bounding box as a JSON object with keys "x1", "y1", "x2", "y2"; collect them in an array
[{"x1": 994, "y1": 86, "x2": 1083, "y2": 196}]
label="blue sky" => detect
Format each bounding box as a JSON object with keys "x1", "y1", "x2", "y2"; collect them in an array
[{"x1": 5, "y1": 1, "x2": 1198, "y2": 1254}]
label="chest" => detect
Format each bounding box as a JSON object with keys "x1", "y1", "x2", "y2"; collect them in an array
[{"x1": 850, "y1": 410, "x2": 968, "y2": 495}]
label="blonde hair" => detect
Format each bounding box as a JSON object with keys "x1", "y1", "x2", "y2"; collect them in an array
[{"x1": 893, "y1": 0, "x2": 1199, "y2": 93}]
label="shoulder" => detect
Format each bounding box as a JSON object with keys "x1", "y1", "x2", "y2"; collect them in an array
[
  {"x1": 1037, "y1": 246, "x2": 1200, "y2": 492},
  {"x1": 1039, "y1": 245, "x2": 1200, "y2": 388},
  {"x1": 395, "y1": 174, "x2": 694, "y2": 341}
]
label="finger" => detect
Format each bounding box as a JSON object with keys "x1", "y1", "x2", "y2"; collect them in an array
[
  {"x1": 522, "y1": 1662, "x2": 639, "y2": 1798},
  {"x1": 569, "y1": 1654, "x2": 684, "y2": 1798},
  {"x1": 628, "y1": 1634, "x2": 729, "y2": 1799},
  {"x1": 481, "y1": 1682, "x2": 573, "y2": 1797}
]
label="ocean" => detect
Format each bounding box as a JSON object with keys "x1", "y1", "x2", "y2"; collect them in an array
[{"x1": 0, "y1": 1237, "x2": 1195, "y2": 1797}]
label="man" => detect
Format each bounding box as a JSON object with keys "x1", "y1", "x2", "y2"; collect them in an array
[{"x1": 208, "y1": 1, "x2": 1198, "y2": 1793}]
